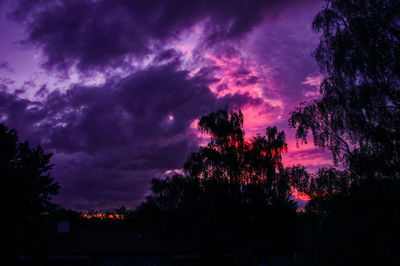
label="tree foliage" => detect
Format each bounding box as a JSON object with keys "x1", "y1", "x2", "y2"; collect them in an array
[
  {"x1": 0, "y1": 123, "x2": 59, "y2": 222},
  {"x1": 184, "y1": 109, "x2": 291, "y2": 201},
  {"x1": 1, "y1": 123, "x2": 59, "y2": 264},
  {"x1": 289, "y1": 0, "x2": 400, "y2": 178},
  {"x1": 135, "y1": 109, "x2": 299, "y2": 246},
  {"x1": 291, "y1": 166, "x2": 352, "y2": 213},
  {"x1": 288, "y1": 2, "x2": 400, "y2": 263}
]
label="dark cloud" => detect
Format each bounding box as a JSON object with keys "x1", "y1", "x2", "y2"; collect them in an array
[
  {"x1": 0, "y1": 0, "x2": 330, "y2": 210},
  {"x1": 37, "y1": 63, "x2": 256, "y2": 154},
  {"x1": 0, "y1": 89, "x2": 47, "y2": 142},
  {"x1": 0, "y1": 61, "x2": 13, "y2": 72},
  {"x1": 34, "y1": 84, "x2": 48, "y2": 97},
  {"x1": 10, "y1": 0, "x2": 317, "y2": 72},
  {"x1": 0, "y1": 62, "x2": 266, "y2": 209}
]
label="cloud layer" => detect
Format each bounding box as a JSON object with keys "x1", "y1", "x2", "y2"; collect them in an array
[
  {"x1": 0, "y1": 0, "x2": 332, "y2": 210},
  {"x1": 11, "y1": 0, "x2": 317, "y2": 72},
  {"x1": 0, "y1": 62, "x2": 268, "y2": 209}
]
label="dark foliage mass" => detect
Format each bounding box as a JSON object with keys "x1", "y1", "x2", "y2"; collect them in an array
[
  {"x1": 308, "y1": 178, "x2": 400, "y2": 266},
  {"x1": 289, "y1": 0, "x2": 400, "y2": 178},
  {"x1": 190, "y1": 109, "x2": 291, "y2": 200},
  {"x1": 0, "y1": 123, "x2": 59, "y2": 264},
  {"x1": 288, "y1": 0, "x2": 400, "y2": 265},
  {"x1": 185, "y1": 109, "x2": 288, "y2": 188},
  {"x1": 0, "y1": 123, "x2": 59, "y2": 220},
  {"x1": 130, "y1": 110, "x2": 301, "y2": 264}
]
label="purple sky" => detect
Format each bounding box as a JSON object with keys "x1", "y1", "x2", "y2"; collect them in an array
[{"x1": 0, "y1": 0, "x2": 332, "y2": 210}]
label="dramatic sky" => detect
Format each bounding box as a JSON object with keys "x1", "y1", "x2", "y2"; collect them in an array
[{"x1": 0, "y1": 0, "x2": 333, "y2": 210}]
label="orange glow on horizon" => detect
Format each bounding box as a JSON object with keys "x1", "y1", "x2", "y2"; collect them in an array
[
  {"x1": 82, "y1": 213, "x2": 124, "y2": 220},
  {"x1": 292, "y1": 189, "x2": 311, "y2": 201}
]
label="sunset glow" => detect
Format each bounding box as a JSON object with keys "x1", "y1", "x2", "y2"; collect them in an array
[{"x1": 0, "y1": 0, "x2": 330, "y2": 210}]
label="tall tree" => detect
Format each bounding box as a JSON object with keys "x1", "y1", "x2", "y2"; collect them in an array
[
  {"x1": 138, "y1": 109, "x2": 296, "y2": 222},
  {"x1": 134, "y1": 110, "x2": 299, "y2": 266},
  {"x1": 136, "y1": 109, "x2": 299, "y2": 260},
  {"x1": 289, "y1": 0, "x2": 400, "y2": 178},
  {"x1": 0, "y1": 123, "x2": 59, "y2": 263},
  {"x1": 0, "y1": 123, "x2": 59, "y2": 221},
  {"x1": 184, "y1": 108, "x2": 290, "y2": 201},
  {"x1": 289, "y1": 2, "x2": 400, "y2": 264}
]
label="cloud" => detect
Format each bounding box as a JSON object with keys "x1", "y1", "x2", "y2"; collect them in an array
[
  {"x1": 10, "y1": 0, "x2": 318, "y2": 72},
  {"x1": 283, "y1": 144, "x2": 332, "y2": 172},
  {"x1": 246, "y1": 0, "x2": 323, "y2": 107},
  {"x1": 0, "y1": 62, "x2": 267, "y2": 209},
  {"x1": 0, "y1": 0, "x2": 333, "y2": 210},
  {"x1": 0, "y1": 61, "x2": 13, "y2": 72}
]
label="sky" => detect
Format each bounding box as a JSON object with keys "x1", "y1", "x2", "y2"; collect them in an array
[{"x1": 0, "y1": 0, "x2": 333, "y2": 210}]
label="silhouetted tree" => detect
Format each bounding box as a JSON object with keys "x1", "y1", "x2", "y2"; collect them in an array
[
  {"x1": 136, "y1": 109, "x2": 300, "y2": 265},
  {"x1": 288, "y1": 166, "x2": 352, "y2": 213},
  {"x1": 289, "y1": 0, "x2": 400, "y2": 178},
  {"x1": 311, "y1": 178, "x2": 400, "y2": 266},
  {"x1": 0, "y1": 123, "x2": 59, "y2": 263},
  {"x1": 0, "y1": 123, "x2": 59, "y2": 220},
  {"x1": 289, "y1": 1, "x2": 400, "y2": 264},
  {"x1": 185, "y1": 108, "x2": 293, "y2": 203}
]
